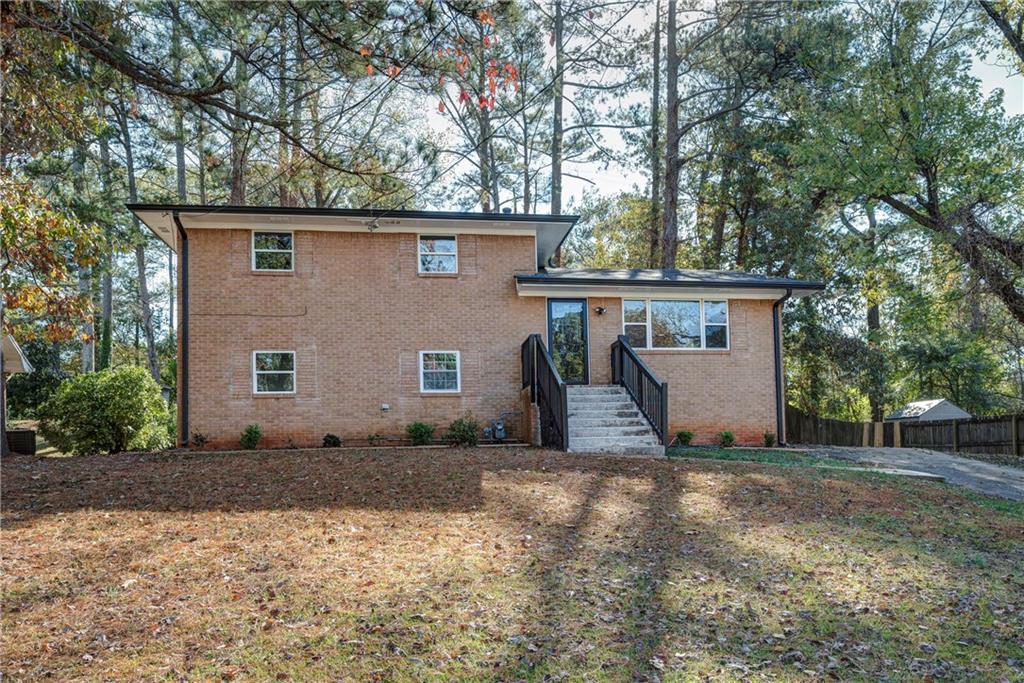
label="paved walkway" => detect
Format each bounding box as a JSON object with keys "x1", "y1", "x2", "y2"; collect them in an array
[{"x1": 805, "y1": 446, "x2": 1024, "y2": 501}]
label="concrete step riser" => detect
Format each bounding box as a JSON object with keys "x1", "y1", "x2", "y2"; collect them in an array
[
  {"x1": 567, "y1": 387, "x2": 626, "y2": 395},
  {"x1": 570, "y1": 418, "x2": 649, "y2": 428},
  {"x1": 570, "y1": 427, "x2": 655, "y2": 438},
  {"x1": 568, "y1": 410, "x2": 643, "y2": 419},
  {"x1": 570, "y1": 437, "x2": 662, "y2": 448},
  {"x1": 568, "y1": 401, "x2": 636, "y2": 411},
  {"x1": 568, "y1": 445, "x2": 665, "y2": 456}
]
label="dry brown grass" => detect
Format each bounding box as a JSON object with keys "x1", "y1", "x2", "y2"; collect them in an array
[{"x1": 2, "y1": 447, "x2": 1022, "y2": 681}]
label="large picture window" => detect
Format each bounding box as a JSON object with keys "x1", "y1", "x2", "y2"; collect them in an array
[
  {"x1": 419, "y1": 351, "x2": 460, "y2": 392},
  {"x1": 418, "y1": 236, "x2": 458, "y2": 273},
  {"x1": 252, "y1": 231, "x2": 294, "y2": 271},
  {"x1": 622, "y1": 299, "x2": 729, "y2": 350},
  {"x1": 253, "y1": 351, "x2": 296, "y2": 394}
]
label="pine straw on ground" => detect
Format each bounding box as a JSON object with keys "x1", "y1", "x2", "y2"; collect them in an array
[{"x1": 2, "y1": 447, "x2": 1022, "y2": 682}]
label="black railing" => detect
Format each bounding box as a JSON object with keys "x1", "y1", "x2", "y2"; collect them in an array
[
  {"x1": 611, "y1": 335, "x2": 669, "y2": 445},
  {"x1": 522, "y1": 334, "x2": 569, "y2": 450}
]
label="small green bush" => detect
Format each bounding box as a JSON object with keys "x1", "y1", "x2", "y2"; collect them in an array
[
  {"x1": 719, "y1": 430, "x2": 736, "y2": 448},
  {"x1": 407, "y1": 421, "x2": 435, "y2": 446},
  {"x1": 240, "y1": 424, "x2": 263, "y2": 449},
  {"x1": 37, "y1": 366, "x2": 170, "y2": 456},
  {"x1": 367, "y1": 433, "x2": 382, "y2": 445},
  {"x1": 322, "y1": 433, "x2": 342, "y2": 448},
  {"x1": 675, "y1": 430, "x2": 694, "y2": 446},
  {"x1": 190, "y1": 430, "x2": 209, "y2": 448},
  {"x1": 444, "y1": 414, "x2": 479, "y2": 447},
  {"x1": 763, "y1": 431, "x2": 776, "y2": 448}
]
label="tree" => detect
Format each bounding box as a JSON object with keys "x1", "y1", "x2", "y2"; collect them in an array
[{"x1": 1, "y1": 173, "x2": 101, "y2": 455}]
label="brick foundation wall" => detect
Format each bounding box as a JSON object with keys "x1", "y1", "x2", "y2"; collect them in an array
[
  {"x1": 182, "y1": 229, "x2": 545, "y2": 448},
  {"x1": 585, "y1": 297, "x2": 778, "y2": 446}
]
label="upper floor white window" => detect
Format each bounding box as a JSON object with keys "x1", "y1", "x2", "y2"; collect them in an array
[
  {"x1": 418, "y1": 235, "x2": 457, "y2": 274},
  {"x1": 252, "y1": 231, "x2": 294, "y2": 271}
]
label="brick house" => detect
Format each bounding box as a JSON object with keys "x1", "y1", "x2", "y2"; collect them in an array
[{"x1": 128, "y1": 205, "x2": 822, "y2": 453}]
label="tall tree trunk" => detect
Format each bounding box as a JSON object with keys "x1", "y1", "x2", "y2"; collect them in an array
[
  {"x1": 310, "y1": 89, "x2": 325, "y2": 207},
  {"x1": 550, "y1": 0, "x2": 564, "y2": 219},
  {"x1": 1, "y1": 300, "x2": 9, "y2": 457},
  {"x1": 197, "y1": 112, "x2": 207, "y2": 204},
  {"x1": 277, "y1": 17, "x2": 290, "y2": 206},
  {"x1": 73, "y1": 141, "x2": 95, "y2": 372},
  {"x1": 290, "y1": 13, "x2": 304, "y2": 207},
  {"x1": 118, "y1": 103, "x2": 161, "y2": 382},
  {"x1": 648, "y1": 0, "x2": 662, "y2": 268},
  {"x1": 229, "y1": 55, "x2": 248, "y2": 204},
  {"x1": 659, "y1": 0, "x2": 680, "y2": 269},
  {"x1": 705, "y1": 90, "x2": 742, "y2": 268},
  {"x1": 97, "y1": 109, "x2": 114, "y2": 370},
  {"x1": 170, "y1": 0, "x2": 184, "y2": 339},
  {"x1": 522, "y1": 107, "x2": 531, "y2": 213}
]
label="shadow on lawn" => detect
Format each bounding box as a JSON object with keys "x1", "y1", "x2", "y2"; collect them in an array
[{"x1": 3, "y1": 448, "x2": 1020, "y2": 680}]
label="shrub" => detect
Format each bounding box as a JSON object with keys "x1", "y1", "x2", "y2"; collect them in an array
[
  {"x1": 444, "y1": 414, "x2": 479, "y2": 447},
  {"x1": 36, "y1": 366, "x2": 170, "y2": 456},
  {"x1": 367, "y1": 433, "x2": 382, "y2": 446},
  {"x1": 322, "y1": 433, "x2": 342, "y2": 448},
  {"x1": 190, "y1": 430, "x2": 209, "y2": 448},
  {"x1": 240, "y1": 424, "x2": 262, "y2": 449},
  {"x1": 763, "y1": 431, "x2": 776, "y2": 448},
  {"x1": 406, "y1": 421, "x2": 435, "y2": 446},
  {"x1": 718, "y1": 431, "x2": 736, "y2": 448},
  {"x1": 675, "y1": 430, "x2": 694, "y2": 447},
  {"x1": 6, "y1": 339, "x2": 69, "y2": 418}
]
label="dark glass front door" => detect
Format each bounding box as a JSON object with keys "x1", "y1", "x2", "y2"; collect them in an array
[{"x1": 547, "y1": 298, "x2": 589, "y2": 384}]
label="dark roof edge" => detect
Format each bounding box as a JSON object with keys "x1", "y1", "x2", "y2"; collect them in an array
[
  {"x1": 126, "y1": 203, "x2": 579, "y2": 224},
  {"x1": 514, "y1": 274, "x2": 826, "y2": 290}
]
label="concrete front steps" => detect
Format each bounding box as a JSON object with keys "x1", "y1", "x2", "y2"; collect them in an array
[{"x1": 567, "y1": 385, "x2": 664, "y2": 456}]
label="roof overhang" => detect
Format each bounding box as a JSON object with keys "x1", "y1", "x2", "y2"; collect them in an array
[
  {"x1": 515, "y1": 276, "x2": 824, "y2": 299},
  {"x1": 127, "y1": 204, "x2": 578, "y2": 270},
  {"x1": 2, "y1": 335, "x2": 33, "y2": 374}
]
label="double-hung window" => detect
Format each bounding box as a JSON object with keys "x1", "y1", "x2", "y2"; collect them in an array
[
  {"x1": 622, "y1": 299, "x2": 729, "y2": 350},
  {"x1": 253, "y1": 351, "x2": 296, "y2": 394},
  {"x1": 419, "y1": 351, "x2": 460, "y2": 392},
  {"x1": 418, "y1": 236, "x2": 457, "y2": 274},
  {"x1": 252, "y1": 231, "x2": 294, "y2": 271}
]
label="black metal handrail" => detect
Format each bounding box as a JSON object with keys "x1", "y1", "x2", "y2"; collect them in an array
[
  {"x1": 522, "y1": 333, "x2": 568, "y2": 450},
  {"x1": 611, "y1": 335, "x2": 669, "y2": 445}
]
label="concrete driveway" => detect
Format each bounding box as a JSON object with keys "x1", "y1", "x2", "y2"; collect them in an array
[{"x1": 805, "y1": 446, "x2": 1024, "y2": 501}]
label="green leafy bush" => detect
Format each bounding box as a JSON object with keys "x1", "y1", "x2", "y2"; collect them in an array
[
  {"x1": 367, "y1": 433, "x2": 382, "y2": 445},
  {"x1": 763, "y1": 431, "x2": 776, "y2": 448},
  {"x1": 322, "y1": 433, "x2": 342, "y2": 448},
  {"x1": 37, "y1": 366, "x2": 170, "y2": 456},
  {"x1": 240, "y1": 424, "x2": 262, "y2": 449},
  {"x1": 719, "y1": 431, "x2": 736, "y2": 448},
  {"x1": 675, "y1": 430, "x2": 694, "y2": 446},
  {"x1": 190, "y1": 430, "x2": 209, "y2": 448},
  {"x1": 444, "y1": 414, "x2": 479, "y2": 447},
  {"x1": 406, "y1": 421, "x2": 435, "y2": 446},
  {"x1": 6, "y1": 339, "x2": 69, "y2": 418}
]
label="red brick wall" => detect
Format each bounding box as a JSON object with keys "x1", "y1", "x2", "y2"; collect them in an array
[
  {"x1": 181, "y1": 229, "x2": 545, "y2": 448},
  {"x1": 584, "y1": 297, "x2": 778, "y2": 446}
]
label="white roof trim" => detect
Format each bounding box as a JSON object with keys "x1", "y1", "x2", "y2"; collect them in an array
[
  {"x1": 2, "y1": 335, "x2": 33, "y2": 374},
  {"x1": 515, "y1": 281, "x2": 819, "y2": 300}
]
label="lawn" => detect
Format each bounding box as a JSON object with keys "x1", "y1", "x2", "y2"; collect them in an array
[{"x1": 2, "y1": 447, "x2": 1022, "y2": 681}]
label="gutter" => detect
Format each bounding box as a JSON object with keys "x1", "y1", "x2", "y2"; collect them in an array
[
  {"x1": 172, "y1": 212, "x2": 189, "y2": 447},
  {"x1": 514, "y1": 274, "x2": 826, "y2": 291},
  {"x1": 772, "y1": 288, "x2": 792, "y2": 446}
]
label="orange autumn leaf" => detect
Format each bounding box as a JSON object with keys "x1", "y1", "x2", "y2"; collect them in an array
[
  {"x1": 438, "y1": 100, "x2": 445, "y2": 113},
  {"x1": 366, "y1": 63, "x2": 374, "y2": 76},
  {"x1": 359, "y1": 44, "x2": 372, "y2": 57}
]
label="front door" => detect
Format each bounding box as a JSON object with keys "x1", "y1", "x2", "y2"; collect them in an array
[{"x1": 547, "y1": 298, "x2": 589, "y2": 384}]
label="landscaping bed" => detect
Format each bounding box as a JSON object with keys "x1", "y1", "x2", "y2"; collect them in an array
[{"x1": 2, "y1": 447, "x2": 1022, "y2": 680}]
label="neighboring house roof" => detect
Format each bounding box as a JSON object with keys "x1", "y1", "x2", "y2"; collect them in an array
[
  {"x1": 127, "y1": 203, "x2": 578, "y2": 271},
  {"x1": 884, "y1": 399, "x2": 972, "y2": 422},
  {"x1": 515, "y1": 268, "x2": 824, "y2": 299},
  {"x1": 2, "y1": 335, "x2": 33, "y2": 374}
]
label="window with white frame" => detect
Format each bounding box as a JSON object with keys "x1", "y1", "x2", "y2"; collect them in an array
[
  {"x1": 252, "y1": 231, "x2": 294, "y2": 271},
  {"x1": 253, "y1": 351, "x2": 296, "y2": 393},
  {"x1": 418, "y1": 235, "x2": 457, "y2": 273},
  {"x1": 419, "y1": 351, "x2": 460, "y2": 392},
  {"x1": 622, "y1": 299, "x2": 729, "y2": 350}
]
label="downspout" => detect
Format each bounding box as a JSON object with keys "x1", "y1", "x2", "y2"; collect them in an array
[
  {"x1": 772, "y1": 288, "x2": 792, "y2": 446},
  {"x1": 172, "y1": 212, "x2": 189, "y2": 447}
]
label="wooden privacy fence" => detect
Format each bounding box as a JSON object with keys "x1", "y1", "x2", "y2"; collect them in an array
[{"x1": 785, "y1": 405, "x2": 1024, "y2": 457}]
